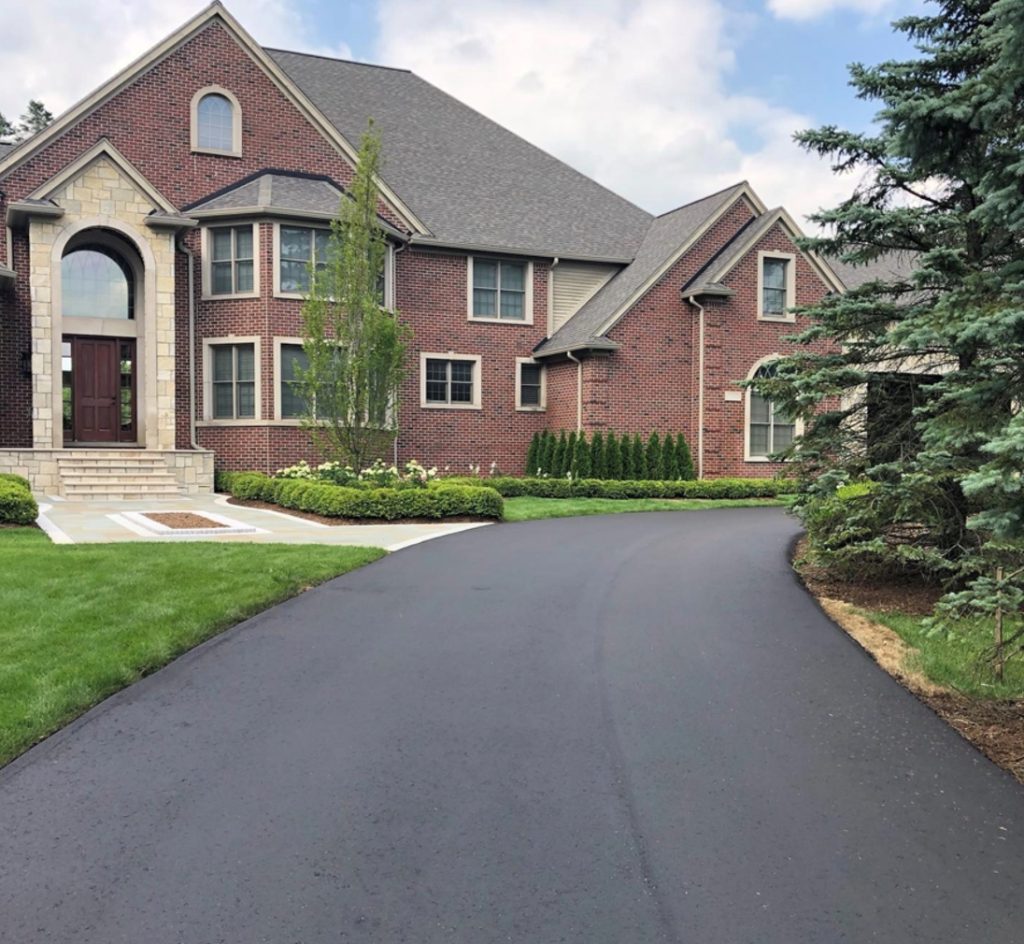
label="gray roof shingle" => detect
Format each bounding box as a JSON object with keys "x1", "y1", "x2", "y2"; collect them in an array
[
  {"x1": 268, "y1": 50, "x2": 652, "y2": 260},
  {"x1": 826, "y1": 250, "x2": 917, "y2": 289},
  {"x1": 186, "y1": 172, "x2": 344, "y2": 216},
  {"x1": 535, "y1": 184, "x2": 747, "y2": 355},
  {"x1": 0, "y1": 142, "x2": 14, "y2": 159}
]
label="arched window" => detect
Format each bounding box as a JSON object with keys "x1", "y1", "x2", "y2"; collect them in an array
[
  {"x1": 192, "y1": 87, "x2": 241, "y2": 155},
  {"x1": 748, "y1": 362, "x2": 796, "y2": 459},
  {"x1": 61, "y1": 245, "x2": 134, "y2": 319}
]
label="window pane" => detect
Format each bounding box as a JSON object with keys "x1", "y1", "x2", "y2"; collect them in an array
[
  {"x1": 280, "y1": 259, "x2": 309, "y2": 294},
  {"x1": 235, "y1": 344, "x2": 255, "y2": 382},
  {"x1": 281, "y1": 345, "x2": 310, "y2": 419},
  {"x1": 500, "y1": 290, "x2": 524, "y2": 319},
  {"x1": 61, "y1": 247, "x2": 132, "y2": 319},
  {"x1": 520, "y1": 363, "x2": 541, "y2": 387},
  {"x1": 473, "y1": 288, "x2": 497, "y2": 317},
  {"x1": 236, "y1": 382, "x2": 255, "y2": 418},
  {"x1": 197, "y1": 94, "x2": 234, "y2": 151},
  {"x1": 450, "y1": 381, "x2": 473, "y2": 403},
  {"x1": 750, "y1": 391, "x2": 770, "y2": 424},
  {"x1": 211, "y1": 229, "x2": 233, "y2": 262},
  {"x1": 213, "y1": 383, "x2": 234, "y2": 418},
  {"x1": 500, "y1": 262, "x2": 525, "y2": 291},
  {"x1": 763, "y1": 287, "x2": 786, "y2": 315},
  {"x1": 450, "y1": 361, "x2": 473, "y2": 384},
  {"x1": 749, "y1": 424, "x2": 770, "y2": 456},
  {"x1": 773, "y1": 422, "x2": 795, "y2": 451},
  {"x1": 281, "y1": 344, "x2": 308, "y2": 382},
  {"x1": 520, "y1": 362, "x2": 542, "y2": 407},
  {"x1": 314, "y1": 230, "x2": 331, "y2": 261},
  {"x1": 234, "y1": 226, "x2": 253, "y2": 260},
  {"x1": 212, "y1": 261, "x2": 233, "y2": 295},
  {"x1": 212, "y1": 346, "x2": 233, "y2": 383},
  {"x1": 425, "y1": 359, "x2": 448, "y2": 383},
  {"x1": 280, "y1": 227, "x2": 312, "y2": 261},
  {"x1": 763, "y1": 258, "x2": 786, "y2": 289},
  {"x1": 235, "y1": 260, "x2": 254, "y2": 293},
  {"x1": 473, "y1": 259, "x2": 497, "y2": 289}
]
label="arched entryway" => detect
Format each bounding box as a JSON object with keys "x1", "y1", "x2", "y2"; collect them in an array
[{"x1": 59, "y1": 230, "x2": 142, "y2": 445}]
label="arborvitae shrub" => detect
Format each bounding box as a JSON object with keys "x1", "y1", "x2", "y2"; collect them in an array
[
  {"x1": 540, "y1": 430, "x2": 555, "y2": 475},
  {"x1": 572, "y1": 433, "x2": 591, "y2": 478},
  {"x1": 590, "y1": 431, "x2": 606, "y2": 479},
  {"x1": 552, "y1": 431, "x2": 568, "y2": 477},
  {"x1": 663, "y1": 434, "x2": 680, "y2": 480},
  {"x1": 631, "y1": 435, "x2": 645, "y2": 479},
  {"x1": 605, "y1": 431, "x2": 623, "y2": 479},
  {"x1": 646, "y1": 432, "x2": 663, "y2": 480},
  {"x1": 525, "y1": 432, "x2": 540, "y2": 476},
  {"x1": 676, "y1": 432, "x2": 695, "y2": 480}
]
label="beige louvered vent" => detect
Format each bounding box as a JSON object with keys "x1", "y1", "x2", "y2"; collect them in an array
[{"x1": 550, "y1": 262, "x2": 618, "y2": 333}]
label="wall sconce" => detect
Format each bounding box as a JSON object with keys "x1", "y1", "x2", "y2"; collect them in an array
[{"x1": 20, "y1": 351, "x2": 31, "y2": 379}]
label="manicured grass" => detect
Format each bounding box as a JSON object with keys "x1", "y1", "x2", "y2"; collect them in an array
[
  {"x1": 503, "y1": 495, "x2": 785, "y2": 522},
  {"x1": 0, "y1": 528, "x2": 384, "y2": 766},
  {"x1": 869, "y1": 609, "x2": 1024, "y2": 700}
]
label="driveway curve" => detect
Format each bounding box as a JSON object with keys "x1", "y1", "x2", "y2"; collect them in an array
[{"x1": 2, "y1": 507, "x2": 1024, "y2": 943}]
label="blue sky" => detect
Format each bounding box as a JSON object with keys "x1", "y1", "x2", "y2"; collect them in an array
[{"x1": 1, "y1": 0, "x2": 924, "y2": 224}]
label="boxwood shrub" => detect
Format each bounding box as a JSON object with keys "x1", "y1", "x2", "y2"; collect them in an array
[
  {"x1": 436, "y1": 475, "x2": 796, "y2": 500},
  {"x1": 0, "y1": 476, "x2": 38, "y2": 525},
  {"x1": 223, "y1": 471, "x2": 503, "y2": 521}
]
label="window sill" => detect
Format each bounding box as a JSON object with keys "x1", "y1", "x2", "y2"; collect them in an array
[
  {"x1": 202, "y1": 292, "x2": 260, "y2": 302},
  {"x1": 197, "y1": 419, "x2": 263, "y2": 427},
  {"x1": 420, "y1": 402, "x2": 482, "y2": 411},
  {"x1": 467, "y1": 315, "x2": 532, "y2": 326},
  {"x1": 515, "y1": 405, "x2": 546, "y2": 412},
  {"x1": 191, "y1": 147, "x2": 242, "y2": 159},
  {"x1": 757, "y1": 314, "x2": 796, "y2": 324}
]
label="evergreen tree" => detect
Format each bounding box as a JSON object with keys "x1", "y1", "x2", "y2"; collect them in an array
[
  {"x1": 760, "y1": 0, "x2": 1024, "y2": 637},
  {"x1": 620, "y1": 432, "x2": 633, "y2": 478},
  {"x1": 552, "y1": 431, "x2": 568, "y2": 477},
  {"x1": 663, "y1": 434, "x2": 680, "y2": 480},
  {"x1": 0, "y1": 112, "x2": 13, "y2": 141},
  {"x1": 606, "y1": 431, "x2": 623, "y2": 479},
  {"x1": 631, "y1": 434, "x2": 646, "y2": 480},
  {"x1": 539, "y1": 430, "x2": 555, "y2": 476},
  {"x1": 525, "y1": 431, "x2": 540, "y2": 476},
  {"x1": 572, "y1": 433, "x2": 591, "y2": 478},
  {"x1": 590, "y1": 430, "x2": 606, "y2": 479},
  {"x1": 566, "y1": 431, "x2": 578, "y2": 476},
  {"x1": 646, "y1": 432, "x2": 663, "y2": 480},
  {"x1": 676, "y1": 432, "x2": 695, "y2": 480},
  {"x1": 15, "y1": 100, "x2": 53, "y2": 141}
]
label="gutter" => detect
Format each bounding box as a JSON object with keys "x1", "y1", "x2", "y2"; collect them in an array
[
  {"x1": 566, "y1": 350, "x2": 583, "y2": 432},
  {"x1": 684, "y1": 295, "x2": 706, "y2": 480}
]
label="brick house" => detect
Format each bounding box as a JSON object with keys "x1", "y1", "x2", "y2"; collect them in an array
[{"x1": 0, "y1": 2, "x2": 846, "y2": 498}]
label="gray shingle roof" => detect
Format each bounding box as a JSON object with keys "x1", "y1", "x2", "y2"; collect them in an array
[
  {"x1": 535, "y1": 184, "x2": 747, "y2": 355},
  {"x1": 186, "y1": 172, "x2": 344, "y2": 216},
  {"x1": 826, "y1": 250, "x2": 917, "y2": 289},
  {"x1": 0, "y1": 142, "x2": 14, "y2": 159},
  {"x1": 268, "y1": 50, "x2": 652, "y2": 260}
]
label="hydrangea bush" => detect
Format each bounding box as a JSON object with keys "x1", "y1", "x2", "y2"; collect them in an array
[{"x1": 274, "y1": 458, "x2": 437, "y2": 489}]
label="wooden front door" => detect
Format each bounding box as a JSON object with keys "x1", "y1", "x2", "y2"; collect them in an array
[{"x1": 69, "y1": 337, "x2": 136, "y2": 444}]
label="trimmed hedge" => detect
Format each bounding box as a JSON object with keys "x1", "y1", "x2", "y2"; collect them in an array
[
  {"x1": 437, "y1": 475, "x2": 797, "y2": 500},
  {"x1": 0, "y1": 475, "x2": 38, "y2": 525},
  {"x1": 221, "y1": 471, "x2": 503, "y2": 521}
]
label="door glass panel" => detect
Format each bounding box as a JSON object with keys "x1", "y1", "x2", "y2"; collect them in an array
[{"x1": 62, "y1": 341, "x2": 73, "y2": 436}]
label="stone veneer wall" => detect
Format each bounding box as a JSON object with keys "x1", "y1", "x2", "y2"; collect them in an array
[{"x1": 28, "y1": 154, "x2": 178, "y2": 450}]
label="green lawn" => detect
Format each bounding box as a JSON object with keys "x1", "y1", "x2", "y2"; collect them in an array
[
  {"x1": 0, "y1": 528, "x2": 383, "y2": 766},
  {"x1": 503, "y1": 495, "x2": 785, "y2": 521},
  {"x1": 869, "y1": 609, "x2": 1024, "y2": 700}
]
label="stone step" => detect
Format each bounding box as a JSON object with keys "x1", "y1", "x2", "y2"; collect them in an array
[
  {"x1": 57, "y1": 474, "x2": 181, "y2": 486},
  {"x1": 57, "y1": 459, "x2": 170, "y2": 469}
]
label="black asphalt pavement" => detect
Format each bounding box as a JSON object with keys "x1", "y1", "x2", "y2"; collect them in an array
[{"x1": 3, "y1": 508, "x2": 1024, "y2": 943}]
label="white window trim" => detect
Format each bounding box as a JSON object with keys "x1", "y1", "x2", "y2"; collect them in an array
[
  {"x1": 190, "y1": 85, "x2": 242, "y2": 158},
  {"x1": 744, "y1": 354, "x2": 803, "y2": 462},
  {"x1": 273, "y1": 336, "x2": 306, "y2": 424},
  {"x1": 420, "y1": 352, "x2": 482, "y2": 410},
  {"x1": 515, "y1": 357, "x2": 546, "y2": 411},
  {"x1": 201, "y1": 223, "x2": 260, "y2": 300},
  {"x1": 757, "y1": 250, "x2": 797, "y2": 323},
  {"x1": 467, "y1": 256, "x2": 534, "y2": 325},
  {"x1": 201, "y1": 335, "x2": 262, "y2": 425}
]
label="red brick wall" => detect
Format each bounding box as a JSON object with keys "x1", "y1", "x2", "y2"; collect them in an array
[{"x1": 0, "y1": 231, "x2": 33, "y2": 446}]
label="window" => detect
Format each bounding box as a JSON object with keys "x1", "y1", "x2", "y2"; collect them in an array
[
  {"x1": 470, "y1": 257, "x2": 531, "y2": 322},
  {"x1": 61, "y1": 246, "x2": 134, "y2": 319},
  {"x1": 208, "y1": 225, "x2": 254, "y2": 296},
  {"x1": 191, "y1": 88, "x2": 241, "y2": 155},
  {"x1": 748, "y1": 363, "x2": 796, "y2": 459},
  {"x1": 209, "y1": 342, "x2": 257, "y2": 420},
  {"x1": 758, "y1": 252, "x2": 796, "y2": 321},
  {"x1": 279, "y1": 342, "x2": 309, "y2": 419},
  {"x1": 420, "y1": 353, "x2": 482, "y2": 409},
  {"x1": 278, "y1": 226, "x2": 330, "y2": 295},
  {"x1": 516, "y1": 358, "x2": 545, "y2": 410}
]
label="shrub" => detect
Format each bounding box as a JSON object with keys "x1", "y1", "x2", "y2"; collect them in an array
[
  {"x1": 0, "y1": 479, "x2": 38, "y2": 525},
  {"x1": 572, "y1": 433, "x2": 591, "y2": 478},
  {"x1": 605, "y1": 432, "x2": 623, "y2": 480},
  {"x1": 590, "y1": 431, "x2": 605, "y2": 479},
  {"x1": 646, "y1": 432, "x2": 663, "y2": 480},
  {"x1": 439, "y1": 475, "x2": 795, "y2": 500},
  {"x1": 630, "y1": 435, "x2": 646, "y2": 480},
  {"x1": 525, "y1": 432, "x2": 541, "y2": 477},
  {"x1": 676, "y1": 433, "x2": 695, "y2": 481},
  {"x1": 0, "y1": 473, "x2": 32, "y2": 492}
]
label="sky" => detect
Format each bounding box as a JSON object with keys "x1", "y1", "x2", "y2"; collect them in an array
[{"x1": 0, "y1": 0, "x2": 925, "y2": 227}]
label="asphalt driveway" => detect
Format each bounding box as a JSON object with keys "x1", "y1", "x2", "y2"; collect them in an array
[{"x1": 2, "y1": 507, "x2": 1023, "y2": 942}]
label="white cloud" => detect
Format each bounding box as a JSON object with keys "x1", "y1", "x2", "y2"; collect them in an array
[
  {"x1": 0, "y1": 0, "x2": 351, "y2": 126},
  {"x1": 767, "y1": 0, "x2": 891, "y2": 21},
  {"x1": 373, "y1": 0, "x2": 853, "y2": 227}
]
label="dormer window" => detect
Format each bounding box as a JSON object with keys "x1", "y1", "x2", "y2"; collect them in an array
[{"x1": 191, "y1": 87, "x2": 242, "y2": 157}]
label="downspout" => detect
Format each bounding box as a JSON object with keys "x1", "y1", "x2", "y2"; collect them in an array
[
  {"x1": 566, "y1": 350, "x2": 583, "y2": 432},
  {"x1": 685, "y1": 297, "x2": 705, "y2": 480},
  {"x1": 392, "y1": 240, "x2": 406, "y2": 468},
  {"x1": 177, "y1": 234, "x2": 199, "y2": 449}
]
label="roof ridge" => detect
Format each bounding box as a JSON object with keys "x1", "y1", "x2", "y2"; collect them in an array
[
  {"x1": 653, "y1": 181, "x2": 748, "y2": 220},
  {"x1": 266, "y1": 47, "x2": 413, "y2": 74}
]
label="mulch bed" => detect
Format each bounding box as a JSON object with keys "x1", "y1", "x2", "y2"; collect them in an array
[
  {"x1": 227, "y1": 497, "x2": 487, "y2": 527},
  {"x1": 795, "y1": 537, "x2": 1024, "y2": 785},
  {"x1": 144, "y1": 512, "x2": 226, "y2": 530}
]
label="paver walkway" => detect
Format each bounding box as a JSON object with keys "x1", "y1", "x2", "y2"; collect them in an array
[{"x1": 3, "y1": 507, "x2": 1023, "y2": 942}]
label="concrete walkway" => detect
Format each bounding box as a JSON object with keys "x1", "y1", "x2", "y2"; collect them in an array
[{"x1": 35, "y1": 492, "x2": 488, "y2": 549}]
